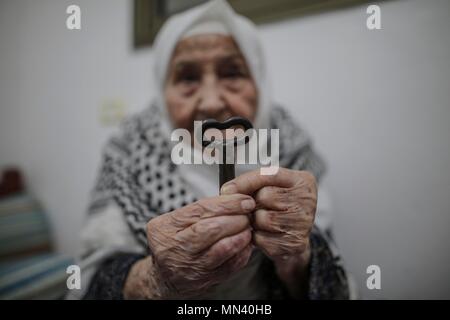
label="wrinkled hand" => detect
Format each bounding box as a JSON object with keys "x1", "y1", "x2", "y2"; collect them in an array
[
  {"x1": 221, "y1": 168, "x2": 317, "y2": 265},
  {"x1": 146, "y1": 194, "x2": 256, "y2": 298}
]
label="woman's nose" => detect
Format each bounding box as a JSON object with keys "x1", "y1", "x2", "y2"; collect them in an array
[{"x1": 197, "y1": 78, "x2": 227, "y2": 118}]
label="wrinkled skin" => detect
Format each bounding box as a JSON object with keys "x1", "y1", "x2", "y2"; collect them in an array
[
  {"x1": 146, "y1": 194, "x2": 255, "y2": 298},
  {"x1": 141, "y1": 168, "x2": 317, "y2": 299},
  {"x1": 164, "y1": 34, "x2": 258, "y2": 134},
  {"x1": 221, "y1": 168, "x2": 317, "y2": 266}
]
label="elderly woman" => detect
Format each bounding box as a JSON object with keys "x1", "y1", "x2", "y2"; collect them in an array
[{"x1": 70, "y1": 0, "x2": 350, "y2": 300}]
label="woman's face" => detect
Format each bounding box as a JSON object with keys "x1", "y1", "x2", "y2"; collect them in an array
[{"x1": 164, "y1": 34, "x2": 258, "y2": 132}]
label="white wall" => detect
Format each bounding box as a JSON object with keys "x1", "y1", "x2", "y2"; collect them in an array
[{"x1": 1, "y1": 0, "x2": 449, "y2": 299}]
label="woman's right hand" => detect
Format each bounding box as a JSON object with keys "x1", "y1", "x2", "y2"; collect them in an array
[{"x1": 138, "y1": 194, "x2": 256, "y2": 299}]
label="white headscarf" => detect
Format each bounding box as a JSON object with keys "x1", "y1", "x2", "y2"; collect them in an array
[
  {"x1": 151, "y1": 0, "x2": 272, "y2": 197},
  {"x1": 152, "y1": 0, "x2": 271, "y2": 131}
]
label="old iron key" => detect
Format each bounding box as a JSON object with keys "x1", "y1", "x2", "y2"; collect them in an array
[{"x1": 201, "y1": 117, "x2": 253, "y2": 190}]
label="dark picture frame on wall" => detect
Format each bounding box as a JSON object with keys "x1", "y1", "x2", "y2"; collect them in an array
[{"x1": 134, "y1": 0, "x2": 373, "y2": 48}]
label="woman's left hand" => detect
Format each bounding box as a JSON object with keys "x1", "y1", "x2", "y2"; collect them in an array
[{"x1": 220, "y1": 168, "x2": 317, "y2": 271}]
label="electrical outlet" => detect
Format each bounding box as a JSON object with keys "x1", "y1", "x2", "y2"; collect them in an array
[{"x1": 99, "y1": 98, "x2": 127, "y2": 126}]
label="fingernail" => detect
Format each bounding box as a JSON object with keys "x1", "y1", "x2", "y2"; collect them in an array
[
  {"x1": 221, "y1": 183, "x2": 237, "y2": 195},
  {"x1": 241, "y1": 199, "x2": 256, "y2": 211}
]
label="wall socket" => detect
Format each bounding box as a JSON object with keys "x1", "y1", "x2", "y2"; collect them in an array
[{"x1": 99, "y1": 98, "x2": 127, "y2": 126}]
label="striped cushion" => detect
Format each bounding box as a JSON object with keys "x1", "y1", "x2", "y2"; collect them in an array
[
  {"x1": 0, "y1": 193, "x2": 52, "y2": 260},
  {"x1": 0, "y1": 253, "x2": 73, "y2": 299},
  {"x1": 0, "y1": 193, "x2": 72, "y2": 299}
]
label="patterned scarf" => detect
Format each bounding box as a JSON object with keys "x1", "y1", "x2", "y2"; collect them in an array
[{"x1": 88, "y1": 103, "x2": 326, "y2": 249}]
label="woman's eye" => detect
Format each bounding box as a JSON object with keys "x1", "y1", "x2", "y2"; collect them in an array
[
  {"x1": 178, "y1": 73, "x2": 200, "y2": 83},
  {"x1": 220, "y1": 66, "x2": 246, "y2": 79},
  {"x1": 223, "y1": 71, "x2": 242, "y2": 78},
  {"x1": 173, "y1": 64, "x2": 201, "y2": 84}
]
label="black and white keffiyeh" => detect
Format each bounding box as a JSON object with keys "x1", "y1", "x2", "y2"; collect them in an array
[
  {"x1": 88, "y1": 104, "x2": 326, "y2": 249},
  {"x1": 80, "y1": 103, "x2": 350, "y2": 300}
]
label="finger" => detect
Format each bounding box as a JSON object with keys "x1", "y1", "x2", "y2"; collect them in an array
[
  {"x1": 253, "y1": 230, "x2": 308, "y2": 259},
  {"x1": 178, "y1": 194, "x2": 256, "y2": 221},
  {"x1": 201, "y1": 228, "x2": 252, "y2": 269},
  {"x1": 254, "y1": 209, "x2": 290, "y2": 233},
  {"x1": 255, "y1": 186, "x2": 298, "y2": 211},
  {"x1": 210, "y1": 242, "x2": 253, "y2": 278},
  {"x1": 176, "y1": 215, "x2": 250, "y2": 253},
  {"x1": 189, "y1": 243, "x2": 253, "y2": 294},
  {"x1": 220, "y1": 168, "x2": 302, "y2": 196},
  {"x1": 254, "y1": 208, "x2": 313, "y2": 234}
]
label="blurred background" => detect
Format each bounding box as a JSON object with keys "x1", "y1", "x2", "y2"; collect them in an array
[{"x1": 0, "y1": 0, "x2": 449, "y2": 299}]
